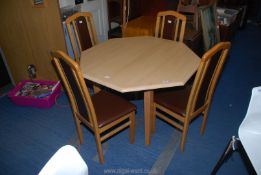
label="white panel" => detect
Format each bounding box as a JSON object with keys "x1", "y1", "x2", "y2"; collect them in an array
[
  {"x1": 80, "y1": 0, "x2": 108, "y2": 41},
  {"x1": 39, "y1": 145, "x2": 88, "y2": 175},
  {"x1": 239, "y1": 87, "x2": 261, "y2": 174},
  {"x1": 59, "y1": 0, "x2": 75, "y2": 8}
]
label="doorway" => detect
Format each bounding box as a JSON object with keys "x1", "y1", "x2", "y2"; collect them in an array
[{"x1": 0, "y1": 49, "x2": 14, "y2": 96}]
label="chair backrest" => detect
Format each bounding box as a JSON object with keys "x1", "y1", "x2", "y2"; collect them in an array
[
  {"x1": 186, "y1": 42, "x2": 231, "y2": 115},
  {"x1": 65, "y1": 12, "x2": 98, "y2": 63},
  {"x1": 51, "y1": 50, "x2": 99, "y2": 130},
  {"x1": 177, "y1": 0, "x2": 199, "y2": 30},
  {"x1": 155, "y1": 10, "x2": 186, "y2": 42}
]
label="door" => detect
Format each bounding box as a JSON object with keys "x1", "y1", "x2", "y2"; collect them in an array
[
  {"x1": 0, "y1": 49, "x2": 13, "y2": 88},
  {"x1": 0, "y1": 0, "x2": 66, "y2": 83}
]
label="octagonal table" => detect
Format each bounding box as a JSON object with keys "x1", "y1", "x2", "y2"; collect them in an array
[{"x1": 80, "y1": 36, "x2": 200, "y2": 145}]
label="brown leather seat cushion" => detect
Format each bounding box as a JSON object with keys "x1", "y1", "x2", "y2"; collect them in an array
[
  {"x1": 154, "y1": 86, "x2": 191, "y2": 116},
  {"x1": 92, "y1": 91, "x2": 136, "y2": 128}
]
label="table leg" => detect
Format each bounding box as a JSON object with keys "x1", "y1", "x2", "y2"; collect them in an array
[{"x1": 144, "y1": 90, "x2": 154, "y2": 145}]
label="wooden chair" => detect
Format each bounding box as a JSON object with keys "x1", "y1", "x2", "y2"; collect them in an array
[
  {"x1": 51, "y1": 50, "x2": 136, "y2": 164},
  {"x1": 152, "y1": 42, "x2": 231, "y2": 152},
  {"x1": 177, "y1": 0, "x2": 213, "y2": 31},
  {"x1": 65, "y1": 12, "x2": 98, "y2": 64},
  {"x1": 155, "y1": 10, "x2": 187, "y2": 42},
  {"x1": 177, "y1": 0, "x2": 200, "y2": 31}
]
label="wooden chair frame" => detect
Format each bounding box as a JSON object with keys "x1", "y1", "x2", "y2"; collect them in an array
[
  {"x1": 152, "y1": 42, "x2": 231, "y2": 151},
  {"x1": 65, "y1": 12, "x2": 98, "y2": 64},
  {"x1": 177, "y1": 0, "x2": 200, "y2": 30},
  {"x1": 155, "y1": 10, "x2": 187, "y2": 42},
  {"x1": 51, "y1": 51, "x2": 135, "y2": 163}
]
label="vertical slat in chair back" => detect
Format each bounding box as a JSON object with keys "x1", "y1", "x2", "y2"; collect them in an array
[
  {"x1": 162, "y1": 15, "x2": 177, "y2": 40},
  {"x1": 187, "y1": 42, "x2": 231, "y2": 115},
  {"x1": 75, "y1": 16, "x2": 94, "y2": 51}
]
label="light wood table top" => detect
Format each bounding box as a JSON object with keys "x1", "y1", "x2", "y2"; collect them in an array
[
  {"x1": 80, "y1": 36, "x2": 200, "y2": 145},
  {"x1": 81, "y1": 36, "x2": 200, "y2": 92}
]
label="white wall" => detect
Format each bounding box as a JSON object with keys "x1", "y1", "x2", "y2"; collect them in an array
[{"x1": 59, "y1": 0, "x2": 75, "y2": 8}]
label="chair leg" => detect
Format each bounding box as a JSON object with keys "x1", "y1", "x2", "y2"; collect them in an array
[
  {"x1": 121, "y1": 26, "x2": 126, "y2": 37},
  {"x1": 212, "y1": 137, "x2": 257, "y2": 175},
  {"x1": 180, "y1": 120, "x2": 189, "y2": 152},
  {"x1": 211, "y1": 138, "x2": 235, "y2": 175},
  {"x1": 129, "y1": 112, "x2": 135, "y2": 144},
  {"x1": 74, "y1": 115, "x2": 84, "y2": 144},
  {"x1": 200, "y1": 107, "x2": 210, "y2": 135},
  {"x1": 94, "y1": 133, "x2": 105, "y2": 164}
]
